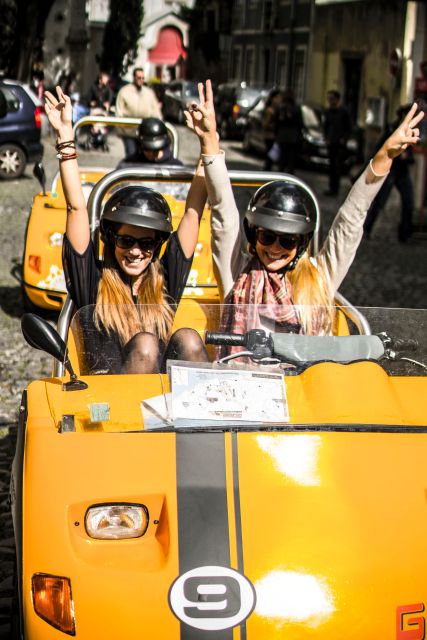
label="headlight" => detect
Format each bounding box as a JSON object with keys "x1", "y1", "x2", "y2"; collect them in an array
[
  {"x1": 32, "y1": 574, "x2": 75, "y2": 635},
  {"x1": 85, "y1": 503, "x2": 149, "y2": 539}
]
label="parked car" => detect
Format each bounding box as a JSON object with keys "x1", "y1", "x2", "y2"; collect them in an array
[
  {"x1": 215, "y1": 82, "x2": 273, "y2": 140},
  {"x1": 0, "y1": 78, "x2": 44, "y2": 179},
  {"x1": 242, "y1": 97, "x2": 362, "y2": 170},
  {"x1": 162, "y1": 80, "x2": 200, "y2": 123}
]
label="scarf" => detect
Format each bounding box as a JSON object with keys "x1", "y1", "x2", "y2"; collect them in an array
[{"x1": 218, "y1": 257, "x2": 302, "y2": 360}]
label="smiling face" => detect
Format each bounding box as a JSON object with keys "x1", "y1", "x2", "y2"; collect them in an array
[
  {"x1": 113, "y1": 223, "x2": 157, "y2": 282},
  {"x1": 254, "y1": 228, "x2": 299, "y2": 272}
]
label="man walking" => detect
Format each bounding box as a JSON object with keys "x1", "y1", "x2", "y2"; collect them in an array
[
  {"x1": 323, "y1": 90, "x2": 352, "y2": 196},
  {"x1": 115, "y1": 68, "x2": 162, "y2": 156}
]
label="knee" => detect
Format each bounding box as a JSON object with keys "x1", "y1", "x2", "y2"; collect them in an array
[
  {"x1": 169, "y1": 328, "x2": 208, "y2": 361},
  {"x1": 125, "y1": 332, "x2": 160, "y2": 361}
]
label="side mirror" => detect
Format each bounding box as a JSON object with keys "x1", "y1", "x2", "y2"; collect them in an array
[
  {"x1": 33, "y1": 161, "x2": 46, "y2": 195},
  {"x1": 0, "y1": 90, "x2": 7, "y2": 119},
  {"x1": 21, "y1": 313, "x2": 87, "y2": 391}
]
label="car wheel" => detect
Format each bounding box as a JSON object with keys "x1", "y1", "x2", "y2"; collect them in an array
[
  {"x1": 177, "y1": 107, "x2": 185, "y2": 124},
  {"x1": 0, "y1": 144, "x2": 26, "y2": 179},
  {"x1": 220, "y1": 119, "x2": 229, "y2": 140},
  {"x1": 242, "y1": 130, "x2": 252, "y2": 152}
]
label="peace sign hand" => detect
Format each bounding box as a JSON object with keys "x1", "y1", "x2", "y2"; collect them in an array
[
  {"x1": 384, "y1": 102, "x2": 424, "y2": 159},
  {"x1": 44, "y1": 86, "x2": 73, "y2": 138},
  {"x1": 184, "y1": 80, "x2": 218, "y2": 138}
]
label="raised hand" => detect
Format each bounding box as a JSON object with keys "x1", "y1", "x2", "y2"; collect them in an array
[
  {"x1": 44, "y1": 86, "x2": 73, "y2": 136},
  {"x1": 384, "y1": 103, "x2": 424, "y2": 159},
  {"x1": 184, "y1": 80, "x2": 217, "y2": 139}
]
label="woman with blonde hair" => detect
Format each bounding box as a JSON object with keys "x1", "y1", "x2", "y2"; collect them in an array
[
  {"x1": 45, "y1": 86, "x2": 209, "y2": 373},
  {"x1": 186, "y1": 81, "x2": 424, "y2": 336}
]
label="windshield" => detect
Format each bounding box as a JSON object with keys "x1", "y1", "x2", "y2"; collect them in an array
[
  {"x1": 59, "y1": 304, "x2": 427, "y2": 433},
  {"x1": 184, "y1": 82, "x2": 199, "y2": 98}
]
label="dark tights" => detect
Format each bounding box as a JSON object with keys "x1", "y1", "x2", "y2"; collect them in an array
[{"x1": 121, "y1": 328, "x2": 209, "y2": 374}]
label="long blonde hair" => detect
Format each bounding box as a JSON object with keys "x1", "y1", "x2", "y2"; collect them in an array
[
  {"x1": 94, "y1": 240, "x2": 174, "y2": 345},
  {"x1": 287, "y1": 251, "x2": 335, "y2": 335}
]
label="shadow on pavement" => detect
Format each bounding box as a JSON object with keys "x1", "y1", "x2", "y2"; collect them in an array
[{"x1": 0, "y1": 286, "x2": 23, "y2": 319}]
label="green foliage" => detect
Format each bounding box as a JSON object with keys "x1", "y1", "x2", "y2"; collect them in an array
[{"x1": 100, "y1": 0, "x2": 144, "y2": 77}]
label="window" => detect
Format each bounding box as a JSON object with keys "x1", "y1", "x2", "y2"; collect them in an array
[
  {"x1": 293, "y1": 47, "x2": 307, "y2": 102},
  {"x1": 232, "y1": 47, "x2": 242, "y2": 80},
  {"x1": 0, "y1": 88, "x2": 19, "y2": 112},
  {"x1": 275, "y1": 47, "x2": 287, "y2": 87},
  {"x1": 244, "y1": 47, "x2": 255, "y2": 83}
]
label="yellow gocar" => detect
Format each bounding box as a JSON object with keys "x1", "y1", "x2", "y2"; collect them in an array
[{"x1": 11, "y1": 298, "x2": 427, "y2": 639}]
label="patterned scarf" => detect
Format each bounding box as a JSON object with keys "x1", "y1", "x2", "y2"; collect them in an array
[{"x1": 218, "y1": 256, "x2": 301, "y2": 360}]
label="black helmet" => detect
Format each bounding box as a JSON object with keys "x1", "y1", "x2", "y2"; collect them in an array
[
  {"x1": 100, "y1": 185, "x2": 172, "y2": 244},
  {"x1": 137, "y1": 118, "x2": 169, "y2": 150},
  {"x1": 244, "y1": 180, "x2": 317, "y2": 270}
]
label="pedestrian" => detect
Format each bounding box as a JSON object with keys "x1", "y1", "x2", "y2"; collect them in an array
[
  {"x1": 185, "y1": 81, "x2": 423, "y2": 337},
  {"x1": 44, "y1": 85, "x2": 209, "y2": 375},
  {"x1": 115, "y1": 68, "x2": 163, "y2": 157},
  {"x1": 262, "y1": 89, "x2": 281, "y2": 171},
  {"x1": 88, "y1": 72, "x2": 113, "y2": 112},
  {"x1": 275, "y1": 88, "x2": 304, "y2": 174},
  {"x1": 364, "y1": 104, "x2": 415, "y2": 242},
  {"x1": 117, "y1": 118, "x2": 183, "y2": 168},
  {"x1": 323, "y1": 90, "x2": 352, "y2": 196}
]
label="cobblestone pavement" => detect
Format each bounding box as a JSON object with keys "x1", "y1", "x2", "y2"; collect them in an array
[{"x1": 0, "y1": 125, "x2": 425, "y2": 636}]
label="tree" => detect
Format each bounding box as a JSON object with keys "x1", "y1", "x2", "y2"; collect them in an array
[
  {"x1": 100, "y1": 0, "x2": 143, "y2": 78},
  {"x1": 0, "y1": 0, "x2": 56, "y2": 80}
]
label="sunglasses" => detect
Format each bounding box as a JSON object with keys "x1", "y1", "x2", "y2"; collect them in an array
[
  {"x1": 255, "y1": 229, "x2": 300, "y2": 250},
  {"x1": 112, "y1": 233, "x2": 160, "y2": 252}
]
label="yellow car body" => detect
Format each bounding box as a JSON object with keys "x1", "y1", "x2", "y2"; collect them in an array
[{"x1": 11, "y1": 301, "x2": 427, "y2": 639}]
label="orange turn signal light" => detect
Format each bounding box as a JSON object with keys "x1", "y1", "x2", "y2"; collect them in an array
[
  {"x1": 28, "y1": 254, "x2": 41, "y2": 273},
  {"x1": 32, "y1": 573, "x2": 76, "y2": 635}
]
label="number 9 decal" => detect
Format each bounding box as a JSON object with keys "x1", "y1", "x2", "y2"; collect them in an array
[{"x1": 169, "y1": 566, "x2": 256, "y2": 631}]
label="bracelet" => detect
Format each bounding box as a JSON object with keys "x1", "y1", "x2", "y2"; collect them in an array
[
  {"x1": 369, "y1": 158, "x2": 389, "y2": 177},
  {"x1": 55, "y1": 140, "x2": 76, "y2": 151},
  {"x1": 200, "y1": 157, "x2": 215, "y2": 166},
  {"x1": 58, "y1": 152, "x2": 78, "y2": 162}
]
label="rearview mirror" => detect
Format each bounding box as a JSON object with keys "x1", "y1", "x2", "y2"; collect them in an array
[{"x1": 33, "y1": 161, "x2": 46, "y2": 195}]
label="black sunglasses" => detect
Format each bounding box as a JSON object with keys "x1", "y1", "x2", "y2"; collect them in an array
[
  {"x1": 112, "y1": 233, "x2": 160, "y2": 252},
  {"x1": 255, "y1": 229, "x2": 300, "y2": 250}
]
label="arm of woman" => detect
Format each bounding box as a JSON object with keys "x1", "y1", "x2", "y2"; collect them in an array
[
  {"x1": 45, "y1": 87, "x2": 90, "y2": 254},
  {"x1": 176, "y1": 157, "x2": 207, "y2": 259},
  {"x1": 318, "y1": 102, "x2": 424, "y2": 292},
  {"x1": 184, "y1": 80, "x2": 243, "y2": 301}
]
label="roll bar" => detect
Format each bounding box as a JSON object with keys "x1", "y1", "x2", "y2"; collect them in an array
[{"x1": 72, "y1": 115, "x2": 179, "y2": 158}]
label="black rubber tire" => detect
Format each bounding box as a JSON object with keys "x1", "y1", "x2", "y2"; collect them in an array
[
  {"x1": 242, "y1": 130, "x2": 252, "y2": 152},
  {"x1": 0, "y1": 144, "x2": 26, "y2": 179},
  {"x1": 177, "y1": 107, "x2": 185, "y2": 124}
]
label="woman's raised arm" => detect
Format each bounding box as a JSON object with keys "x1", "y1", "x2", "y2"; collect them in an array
[{"x1": 45, "y1": 87, "x2": 90, "y2": 254}]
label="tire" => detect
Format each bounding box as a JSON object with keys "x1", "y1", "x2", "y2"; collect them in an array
[
  {"x1": 219, "y1": 119, "x2": 229, "y2": 140},
  {"x1": 242, "y1": 130, "x2": 252, "y2": 152},
  {"x1": 177, "y1": 107, "x2": 185, "y2": 124},
  {"x1": 0, "y1": 144, "x2": 26, "y2": 179}
]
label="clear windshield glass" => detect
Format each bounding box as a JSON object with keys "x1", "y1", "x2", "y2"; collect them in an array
[{"x1": 61, "y1": 304, "x2": 427, "y2": 433}]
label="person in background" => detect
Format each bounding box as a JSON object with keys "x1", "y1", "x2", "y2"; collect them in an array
[
  {"x1": 323, "y1": 90, "x2": 352, "y2": 196},
  {"x1": 185, "y1": 80, "x2": 423, "y2": 338},
  {"x1": 115, "y1": 68, "x2": 163, "y2": 157},
  {"x1": 262, "y1": 89, "x2": 281, "y2": 171},
  {"x1": 364, "y1": 104, "x2": 415, "y2": 243},
  {"x1": 275, "y1": 88, "x2": 304, "y2": 174},
  {"x1": 88, "y1": 72, "x2": 113, "y2": 112},
  {"x1": 117, "y1": 118, "x2": 183, "y2": 169}
]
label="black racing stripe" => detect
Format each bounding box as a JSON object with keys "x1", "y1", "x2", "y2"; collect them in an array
[
  {"x1": 176, "y1": 432, "x2": 232, "y2": 640},
  {"x1": 232, "y1": 432, "x2": 247, "y2": 640}
]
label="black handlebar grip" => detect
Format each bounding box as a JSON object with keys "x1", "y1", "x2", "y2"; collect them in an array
[
  {"x1": 393, "y1": 338, "x2": 418, "y2": 352},
  {"x1": 205, "y1": 331, "x2": 246, "y2": 346}
]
